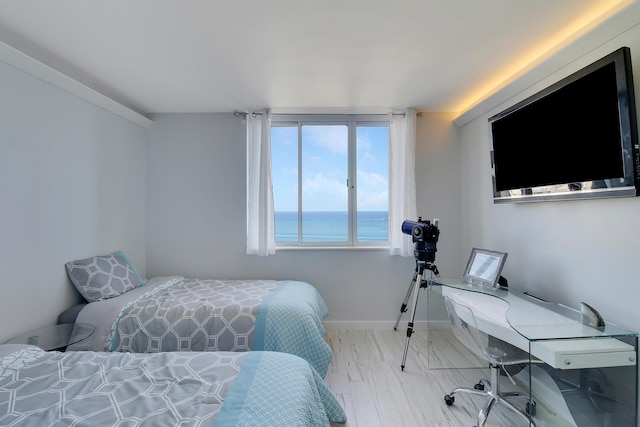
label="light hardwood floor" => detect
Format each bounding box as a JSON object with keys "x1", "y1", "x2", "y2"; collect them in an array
[{"x1": 324, "y1": 329, "x2": 539, "y2": 427}]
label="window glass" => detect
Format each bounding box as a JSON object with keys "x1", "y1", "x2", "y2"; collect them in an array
[
  {"x1": 356, "y1": 126, "x2": 389, "y2": 242},
  {"x1": 302, "y1": 125, "x2": 348, "y2": 242},
  {"x1": 271, "y1": 126, "x2": 298, "y2": 242}
]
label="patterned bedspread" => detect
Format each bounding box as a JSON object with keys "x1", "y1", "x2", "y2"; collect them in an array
[
  {"x1": 0, "y1": 345, "x2": 346, "y2": 426},
  {"x1": 70, "y1": 277, "x2": 332, "y2": 377}
]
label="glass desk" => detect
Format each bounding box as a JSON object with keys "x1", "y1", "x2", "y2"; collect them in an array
[
  {"x1": 5, "y1": 323, "x2": 94, "y2": 351},
  {"x1": 427, "y1": 277, "x2": 638, "y2": 427}
]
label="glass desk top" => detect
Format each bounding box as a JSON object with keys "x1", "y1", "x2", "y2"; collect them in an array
[
  {"x1": 5, "y1": 323, "x2": 94, "y2": 351},
  {"x1": 428, "y1": 277, "x2": 637, "y2": 342}
]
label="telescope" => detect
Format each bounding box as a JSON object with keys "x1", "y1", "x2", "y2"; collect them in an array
[{"x1": 401, "y1": 217, "x2": 439, "y2": 263}]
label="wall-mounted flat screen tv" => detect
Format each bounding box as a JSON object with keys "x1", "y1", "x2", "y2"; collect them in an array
[{"x1": 489, "y1": 46, "x2": 639, "y2": 203}]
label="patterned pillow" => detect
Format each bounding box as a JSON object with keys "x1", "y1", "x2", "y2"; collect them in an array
[{"x1": 65, "y1": 251, "x2": 145, "y2": 302}]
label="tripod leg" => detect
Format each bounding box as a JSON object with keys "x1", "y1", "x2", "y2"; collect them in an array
[
  {"x1": 401, "y1": 271, "x2": 424, "y2": 370},
  {"x1": 393, "y1": 271, "x2": 418, "y2": 331}
]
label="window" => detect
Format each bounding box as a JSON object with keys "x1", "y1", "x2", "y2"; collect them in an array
[{"x1": 270, "y1": 114, "x2": 389, "y2": 247}]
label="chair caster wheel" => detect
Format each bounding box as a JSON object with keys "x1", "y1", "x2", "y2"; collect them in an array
[
  {"x1": 473, "y1": 382, "x2": 485, "y2": 391},
  {"x1": 526, "y1": 401, "x2": 537, "y2": 416},
  {"x1": 444, "y1": 394, "x2": 454, "y2": 406}
]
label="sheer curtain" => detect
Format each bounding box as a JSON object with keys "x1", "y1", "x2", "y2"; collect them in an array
[
  {"x1": 246, "y1": 110, "x2": 275, "y2": 256},
  {"x1": 389, "y1": 108, "x2": 417, "y2": 257}
]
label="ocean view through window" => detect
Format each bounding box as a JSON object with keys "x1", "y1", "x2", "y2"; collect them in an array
[
  {"x1": 275, "y1": 211, "x2": 389, "y2": 242},
  {"x1": 271, "y1": 114, "x2": 390, "y2": 246}
]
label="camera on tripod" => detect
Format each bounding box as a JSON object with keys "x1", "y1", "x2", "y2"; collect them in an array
[{"x1": 401, "y1": 217, "x2": 439, "y2": 263}]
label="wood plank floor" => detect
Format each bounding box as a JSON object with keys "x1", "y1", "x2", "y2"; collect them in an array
[{"x1": 324, "y1": 329, "x2": 543, "y2": 427}]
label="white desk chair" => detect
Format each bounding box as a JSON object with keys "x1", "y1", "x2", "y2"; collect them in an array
[{"x1": 443, "y1": 295, "x2": 537, "y2": 427}]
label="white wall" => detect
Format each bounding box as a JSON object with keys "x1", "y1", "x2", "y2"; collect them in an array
[
  {"x1": 458, "y1": 9, "x2": 640, "y2": 333},
  {"x1": 458, "y1": 10, "x2": 640, "y2": 421},
  {"x1": 145, "y1": 112, "x2": 462, "y2": 327},
  {"x1": 0, "y1": 54, "x2": 147, "y2": 342}
]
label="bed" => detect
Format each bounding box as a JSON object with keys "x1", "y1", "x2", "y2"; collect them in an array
[
  {"x1": 62, "y1": 251, "x2": 333, "y2": 377},
  {"x1": 0, "y1": 344, "x2": 346, "y2": 426}
]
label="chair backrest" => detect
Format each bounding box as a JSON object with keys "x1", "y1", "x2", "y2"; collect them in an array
[{"x1": 444, "y1": 296, "x2": 506, "y2": 364}]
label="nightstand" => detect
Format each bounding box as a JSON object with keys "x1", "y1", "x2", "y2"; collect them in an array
[{"x1": 4, "y1": 323, "x2": 94, "y2": 351}]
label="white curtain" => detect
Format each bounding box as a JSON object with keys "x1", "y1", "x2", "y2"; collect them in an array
[
  {"x1": 388, "y1": 108, "x2": 417, "y2": 257},
  {"x1": 246, "y1": 110, "x2": 276, "y2": 256}
]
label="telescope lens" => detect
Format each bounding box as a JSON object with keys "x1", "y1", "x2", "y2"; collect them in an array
[{"x1": 401, "y1": 220, "x2": 416, "y2": 235}]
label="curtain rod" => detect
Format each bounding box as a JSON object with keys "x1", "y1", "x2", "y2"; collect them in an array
[{"x1": 234, "y1": 111, "x2": 406, "y2": 118}]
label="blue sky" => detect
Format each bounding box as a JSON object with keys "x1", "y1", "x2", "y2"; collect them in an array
[{"x1": 271, "y1": 125, "x2": 389, "y2": 212}]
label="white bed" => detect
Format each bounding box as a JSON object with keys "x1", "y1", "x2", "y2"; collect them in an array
[
  {"x1": 63, "y1": 251, "x2": 333, "y2": 377},
  {"x1": 0, "y1": 344, "x2": 347, "y2": 426}
]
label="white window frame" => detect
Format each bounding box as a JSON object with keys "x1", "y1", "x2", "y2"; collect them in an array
[{"x1": 271, "y1": 114, "x2": 390, "y2": 248}]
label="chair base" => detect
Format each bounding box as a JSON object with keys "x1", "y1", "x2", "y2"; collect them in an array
[{"x1": 444, "y1": 365, "x2": 536, "y2": 427}]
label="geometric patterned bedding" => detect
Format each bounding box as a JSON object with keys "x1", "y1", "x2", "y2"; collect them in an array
[
  {"x1": 70, "y1": 277, "x2": 333, "y2": 377},
  {"x1": 105, "y1": 277, "x2": 279, "y2": 353},
  {"x1": 0, "y1": 345, "x2": 347, "y2": 426}
]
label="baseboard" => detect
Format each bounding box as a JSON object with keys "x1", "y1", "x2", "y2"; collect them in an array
[{"x1": 324, "y1": 320, "x2": 449, "y2": 330}]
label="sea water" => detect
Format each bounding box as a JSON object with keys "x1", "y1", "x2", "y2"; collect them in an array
[{"x1": 275, "y1": 211, "x2": 389, "y2": 242}]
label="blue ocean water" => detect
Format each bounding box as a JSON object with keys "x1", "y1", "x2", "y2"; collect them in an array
[{"x1": 275, "y1": 211, "x2": 388, "y2": 242}]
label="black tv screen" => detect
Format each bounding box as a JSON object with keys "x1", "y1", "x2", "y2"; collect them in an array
[{"x1": 489, "y1": 47, "x2": 639, "y2": 203}]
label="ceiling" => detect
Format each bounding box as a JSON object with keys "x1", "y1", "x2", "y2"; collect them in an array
[{"x1": 0, "y1": 0, "x2": 633, "y2": 115}]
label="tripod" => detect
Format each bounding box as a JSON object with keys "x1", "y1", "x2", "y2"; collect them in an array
[{"x1": 394, "y1": 259, "x2": 440, "y2": 370}]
